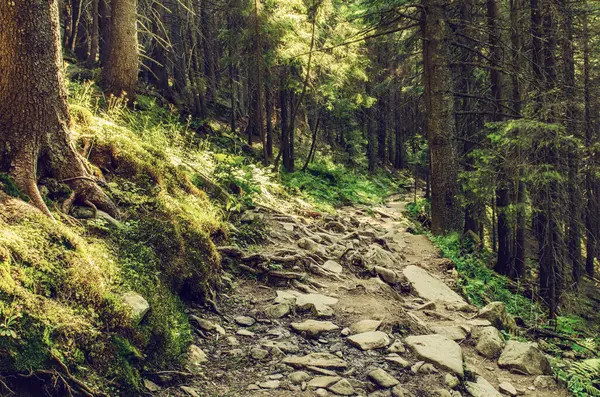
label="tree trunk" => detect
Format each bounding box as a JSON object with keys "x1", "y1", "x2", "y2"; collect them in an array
[
  {"x1": 0, "y1": 0, "x2": 117, "y2": 218},
  {"x1": 584, "y1": 12, "x2": 596, "y2": 278},
  {"x1": 101, "y1": 0, "x2": 138, "y2": 100},
  {"x1": 86, "y1": 0, "x2": 99, "y2": 67},
  {"x1": 422, "y1": 0, "x2": 461, "y2": 234}
]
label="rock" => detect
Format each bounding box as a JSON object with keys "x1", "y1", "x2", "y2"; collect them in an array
[
  {"x1": 226, "y1": 336, "x2": 239, "y2": 346},
  {"x1": 329, "y1": 379, "x2": 355, "y2": 395},
  {"x1": 464, "y1": 376, "x2": 502, "y2": 397},
  {"x1": 533, "y1": 375, "x2": 557, "y2": 389},
  {"x1": 259, "y1": 380, "x2": 281, "y2": 389},
  {"x1": 237, "y1": 329, "x2": 255, "y2": 337},
  {"x1": 466, "y1": 319, "x2": 493, "y2": 327},
  {"x1": 391, "y1": 385, "x2": 408, "y2": 397},
  {"x1": 445, "y1": 374, "x2": 460, "y2": 389},
  {"x1": 291, "y1": 320, "x2": 339, "y2": 338},
  {"x1": 247, "y1": 384, "x2": 261, "y2": 390},
  {"x1": 497, "y1": 341, "x2": 552, "y2": 375},
  {"x1": 433, "y1": 391, "x2": 452, "y2": 397},
  {"x1": 402, "y1": 265, "x2": 465, "y2": 305},
  {"x1": 432, "y1": 326, "x2": 468, "y2": 341},
  {"x1": 269, "y1": 374, "x2": 284, "y2": 380},
  {"x1": 323, "y1": 260, "x2": 344, "y2": 274},
  {"x1": 234, "y1": 316, "x2": 256, "y2": 327},
  {"x1": 475, "y1": 326, "x2": 505, "y2": 358},
  {"x1": 229, "y1": 348, "x2": 244, "y2": 357},
  {"x1": 498, "y1": 382, "x2": 517, "y2": 396},
  {"x1": 144, "y1": 379, "x2": 161, "y2": 392},
  {"x1": 282, "y1": 291, "x2": 338, "y2": 318},
  {"x1": 264, "y1": 340, "x2": 300, "y2": 354},
  {"x1": 289, "y1": 371, "x2": 311, "y2": 385},
  {"x1": 250, "y1": 348, "x2": 270, "y2": 360},
  {"x1": 189, "y1": 315, "x2": 226, "y2": 335},
  {"x1": 405, "y1": 334, "x2": 464, "y2": 378},
  {"x1": 416, "y1": 301, "x2": 437, "y2": 311},
  {"x1": 181, "y1": 386, "x2": 200, "y2": 397},
  {"x1": 187, "y1": 345, "x2": 208, "y2": 366},
  {"x1": 264, "y1": 303, "x2": 291, "y2": 318},
  {"x1": 309, "y1": 376, "x2": 342, "y2": 388},
  {"x1": 341, "y1": 328, "x2": 351, "y2": 336},
  {"x1": 348, "y1": 331, "x2": 391, "y2": 351},
  {"x1": 385, "y1": 355, "x2": 410, "y2": 369},
  {"x1": 316, "y1": 389, "x2": 329, "y2": 396},
  {"x1": 387, "y1": 340, "x2": 406, "y2": 354},
  {"x1": 476, "y1": 302, "x2": 517, "y2": 333},
  {"x1": 283, "y1": 353, "x2": 348, "y2": 370},
  {"x1": 365, "y1": 245, "x2": 397, "y2": 269},
  {"x1": 368, "y1": 368, "x2": 400, "y2": 388},
  {"x1": 122, "y1": 292, "x2": 150, "y2": 324},
  {"x1": 374, "y1": 266, "x2": 401, "y2": 284},
  {"x1": 350, "y1": 319, "x2": 382, "y2": 334},
  {"x1": 411, "y1": 362, "x2": 438, "y2": 374}
]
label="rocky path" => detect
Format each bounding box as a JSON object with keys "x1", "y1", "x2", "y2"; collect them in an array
[{"x1": 150, "y1": 196, "x2": 569, "y2": 397}]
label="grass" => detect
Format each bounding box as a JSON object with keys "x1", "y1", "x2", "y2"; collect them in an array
[{"x1": 281, "y1": 159, "x2": 402, "y2": 211}]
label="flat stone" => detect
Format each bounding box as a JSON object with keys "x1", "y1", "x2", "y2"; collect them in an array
[
  {"x1": 323, "y1": 260, "x2": 344, "y2": 274},
  {"x1": 466, "y1": 319, "x2": 493, "y2": 327},
  {"x1": 226, "y1": 336, "x2": 239, "y2": 346},
  {"x1": 368, "y1": 368, "x2": 400, "y2": 388},
  {"x1": 237, "y1": 329, "x2": 255, "y2": 337},
  {"x1": 465, "y1": 376, "x2": 502, "y2": 397},
  {"x1": 289, "y1": 371, "x2": 311, "y2": 385},
  {"x1": 374, "y1": 266, "x2": 401, "y2": 283},
  {"x1": 259, "y1": 380, "x2": 281, "y2": 389},
  {"x1": 432, "y1": 326, "x2": 468, "y2": 341},
  {"x1": 385, "y1": 355, "x2": 410, "y2": 369},
  {"x1": 181, "y1": 386, "x2": 200, "y2": 397},
  {"x1": 316, "y1": 389, "x2": 329, "y2": 396},
  {"x1": 402, "y1": 265, "x2": 465, "y2": 305},
  {"x1": 122, "y1": 292, "x2": 150, "y2": 324},
  {"x1": 264, "y1": 303, "x2": 291, "y2": 318},
  {"x1": 283, "y1": 353, "x2": 348, "y2": 370},
  {"x1": 247, "y1": 384, "x2": 261, "y2": 390},
  {"x1": 392, "y1": 385, "x2": 408, "y2": 397},
  {"x1": 189, "y1": 315, "x2": 226, "y2": 335},
  {"x1": 291, "y1": 320, "x2": 339, "y2": 338},
  {"x1": 235, "y1": 316, "x2": 256, "y2": 326},
  {"x1": 350, "y1": 319, "x2": 382, "y2": 334},
  {"x1": 498, "y1": 382, "x2": 517, "y2": 396},
  {"x1": 348, "y1": 331, "x2": 390, "y2": 350},
  {"x1": 329, "y1": 379, "x2": 355, "y2": 395},
  {"x1": 308, "y1": 376, "x2": 341, "y2": 388},
  {"x1": 497, "y1": 341, "x2": 552, "y2": 375},
  {"x1": 387, "y1": 340, "x2": 406, "y2": 354},
  {"x1": 250, "y1": 348, "x2": 269, "y2": 360},
  {"x1": 405, "y1": 334, "x2": 464, "y2": 378},
  {"x1": 187, "y1": 345, "x2": 208, "y2": 366},
  {"x1": 475, "y1": 326, "x2": 505, "y2": 358},
  {"x1": 275, "y1": 290, "x2": 339, "y2": 317}
]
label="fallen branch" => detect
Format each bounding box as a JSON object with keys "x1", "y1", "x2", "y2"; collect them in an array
[{"x1": 527, "y1": 328, "x2": 598, "y2": 356}]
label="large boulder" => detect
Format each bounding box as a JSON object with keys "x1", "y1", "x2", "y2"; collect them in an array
[
  {"x1": 404, "y1": 334, "x2": 464, "y2": 378},
  {"x1": 476, "y1": 302, "x2": 517, "y2": 333},
  {"x1": 475, "y1": 326, "x2": 505, "y2": 358},
  {"x1": 497, "y1": 341, "x2": 552, "y2": 375}
]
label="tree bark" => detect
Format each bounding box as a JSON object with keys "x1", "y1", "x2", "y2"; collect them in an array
[
  {"x1": 422, "y1": 0, "x2": 461, "y2": 234},
  {"x1": 101, "y1": 0, "x2": 138, "y2": 100},
  {"x1": 0, "y1": 0, "x2": 117, "y2": 218}
]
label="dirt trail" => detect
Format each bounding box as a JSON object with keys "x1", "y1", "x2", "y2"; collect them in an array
[{"x1": 152, "y1": 195, "x2": 568, "y2": 397}]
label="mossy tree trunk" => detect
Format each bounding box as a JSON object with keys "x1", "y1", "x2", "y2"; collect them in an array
[
  {"x1": 0, "y1": 0, "x2": 117, "y2": 218},
  {"x1": 101, "y1": 0, "x2": 138, "y2": 100}
]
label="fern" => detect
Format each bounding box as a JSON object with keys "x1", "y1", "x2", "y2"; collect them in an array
[{"x1": 564, "y1": 360, "x2": 600, "y2": 397}]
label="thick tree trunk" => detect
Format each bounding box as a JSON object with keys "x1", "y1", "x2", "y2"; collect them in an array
[
  {"x1": 101, "y1": 0, "x2": 138, "y2": 100},
  {"x1": 0, "y1": 0, "x2": 117, "y2": 218},
  {"x1": 422, "y1": 0, "x2": 461, "y2": 234}
]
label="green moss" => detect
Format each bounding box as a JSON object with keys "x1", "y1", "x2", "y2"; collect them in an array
[{"x1": 0, "y1": 174, "x2": 29, "y2": 201}]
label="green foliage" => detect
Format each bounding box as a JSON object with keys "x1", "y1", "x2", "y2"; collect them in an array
[
  {"x1": 405, "y1": 199, "x2": 430, "y2": 233},
  {"x1": 431, "y1": 233, "x2": 542, "y2": 322},
  {"x1": 558, "y1": 359, "x2": 600, "y2": 397},
  {"x1": 0, "y1": 173, "x2": 29, "y2": 201},
  {"x1": 281, "y1": 158, "x2": 400, "y2": 210}
]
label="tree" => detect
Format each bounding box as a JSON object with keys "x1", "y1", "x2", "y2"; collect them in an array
[
  {"x1": 101, "y1": 0, "x2": 138, "y2": 100},
  {"x1": 422, "y1": 0, "x2": 462, "y2": 234},
  {"x1": 0, "y1": 0, "x2": 117, "y2": 218}
]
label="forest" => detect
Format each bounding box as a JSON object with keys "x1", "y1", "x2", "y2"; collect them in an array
[{"x1": 1, "y1": 0, "x2": 600, "y2": 396}]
